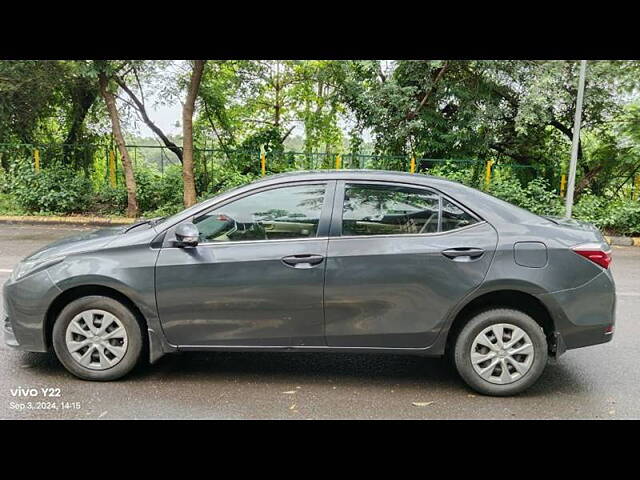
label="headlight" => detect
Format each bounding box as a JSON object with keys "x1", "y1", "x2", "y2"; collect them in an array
[{"x1": 11, "y1": 257, "x2": 65, "y2": 281}]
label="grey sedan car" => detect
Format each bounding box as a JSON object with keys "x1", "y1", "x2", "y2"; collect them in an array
[{"x1": 3, "y1": 170, "x2": 615, "y2": 396}]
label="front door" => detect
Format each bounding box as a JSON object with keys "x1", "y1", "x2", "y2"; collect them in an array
[
  {"x1": 324, "y1": 181, "x2": 498, "y2": 348},
  {"x1": 155, "y1": 181, "x2": 335, "y2": 347}
]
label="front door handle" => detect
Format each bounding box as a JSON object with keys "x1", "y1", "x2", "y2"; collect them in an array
[
  {"x1": 442, "y1": 247, "x2": 485, "y2": 260},
  {"x1": 282, "y1": 254, "x2": 325, "y2": 268}
]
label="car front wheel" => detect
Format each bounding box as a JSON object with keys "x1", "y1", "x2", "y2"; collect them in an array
[
  {"x1": 453, "y1": 308, "x2": 548, "y2": 396},
  {"x1": 52, "y1": 295, "x2": 143, "y2": 381}
]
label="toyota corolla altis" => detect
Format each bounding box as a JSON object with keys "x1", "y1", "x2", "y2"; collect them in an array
[{"x1": 3, "y1": 170, "x2": 615, "y2": 396}]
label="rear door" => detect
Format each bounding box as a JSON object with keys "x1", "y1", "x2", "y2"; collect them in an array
[{"x1": 324, "y1": 181, "x2": 498, "y2": 348}]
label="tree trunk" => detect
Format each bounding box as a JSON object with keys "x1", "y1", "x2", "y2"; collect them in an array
[
  {"x1": 182, "y1": 60, "x2": 205, "y2": 208},
  {"x1": 63, "y1": 81, "x2": 98, "y2": 168},
  {"x1": 98, "y1": 72, "x2": 138, "y2": 217}
]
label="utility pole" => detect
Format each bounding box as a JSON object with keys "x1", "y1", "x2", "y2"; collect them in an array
[{"x1": 564, "y1": 60, "x2": 587, "y2": 218}]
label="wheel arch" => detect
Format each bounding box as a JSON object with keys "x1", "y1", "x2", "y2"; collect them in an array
[
  {"x1": 444, "y1": 289, "x2": 557, "y2": 357},
  {"x1": 45, "y1": 284, "x2": 150, "y2": 358}
]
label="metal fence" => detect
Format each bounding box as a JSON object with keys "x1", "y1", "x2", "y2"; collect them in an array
[{"x1": 0, "y1": 142, "x2": 576, "y2": 196}]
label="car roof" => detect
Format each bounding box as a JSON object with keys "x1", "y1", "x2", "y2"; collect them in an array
[{"x1": 251, "y1": 169, "x2": 455, "y2": 188}]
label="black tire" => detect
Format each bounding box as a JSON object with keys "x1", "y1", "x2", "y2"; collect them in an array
[
  {"x1": 52, "y1": 295, "x2": 143, "y2": 381},
  {"x1": 453, "y1": 308, "x2": 548, "y2": 396}
]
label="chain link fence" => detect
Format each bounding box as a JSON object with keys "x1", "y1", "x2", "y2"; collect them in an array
[{"x1": 0, "y1": 142, "x2": 572, "y2": 196}]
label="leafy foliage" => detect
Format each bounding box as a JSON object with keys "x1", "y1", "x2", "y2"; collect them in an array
[
  {"x1": 0, "y1": 60, "x2": 639, "y2": 233},
  {"x1": 3, "y1": 161, "x2": 93, "y2": 214}
]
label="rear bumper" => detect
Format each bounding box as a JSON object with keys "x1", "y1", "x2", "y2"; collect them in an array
[{"x1": 536, "y1": 270, "x2": 616, "y2": 354}]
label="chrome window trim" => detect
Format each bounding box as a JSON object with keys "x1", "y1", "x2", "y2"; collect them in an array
[
  {"x1": 160, "y1": 236, "x2": 330, "y2": 250},
  {"x1": 331, "y1": 220, "x2": 488, "y2": 241}
]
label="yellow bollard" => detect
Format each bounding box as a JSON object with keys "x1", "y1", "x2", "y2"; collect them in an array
[
  {"x1": 410, "y1": 156, "x2": 416, "y2": 174},
  {"x1": 484, "y1": 159, "x2": 494, "y2": 189},
  {"x1": 260, "y1": 145, "x2": 266, "y2": 176},
  {"x1": 34, "y1": 149, "x2": 40, "y2": 173},
  {"x1": 109, "y1": 150, "x2": 117, "y2": 187},
  {"x1": 560, "y1": 174, "x2": 567, "y2": 197},
  {"x1": 335, "y1": 154, "x2": 342, "y2": 170}
]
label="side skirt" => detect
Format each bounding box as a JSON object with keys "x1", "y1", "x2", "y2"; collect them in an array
[{"x1": 174, "y1": 344, "x2": 442, "y2": 357}]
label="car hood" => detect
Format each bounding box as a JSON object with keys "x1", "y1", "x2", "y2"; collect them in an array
[{"x1": 25, "y1": 226, "x2": 125, "y2": 262}]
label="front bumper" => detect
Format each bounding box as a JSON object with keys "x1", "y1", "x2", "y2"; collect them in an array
[
  {"x1": 537, "y1": 270, "x2": 616, "y2": 354},
  {"x1": 3, "y1": 312, "x2": 19, "y2": 348},
  {"x1": 3, "y1": 269, "x2": 61, "y2": 352}
]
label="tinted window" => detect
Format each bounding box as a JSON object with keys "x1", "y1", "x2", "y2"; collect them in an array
[
  {"x1": 342, "y1": 184, "x2": 440, "y2": 236},
  {"x1": 194, "y1": 184, "x2": 326, "y2": 242},
  {"x1": 441, "y1": 197, "x2": 478, "y2": 231}
]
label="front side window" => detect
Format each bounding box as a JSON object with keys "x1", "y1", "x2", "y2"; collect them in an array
[
  {"x1": 342, "y1": 184, "x2": 440, "y2": 236},
  {"x1": 342, "y1": 183, "x2": 479, "y2": 236},
  {"x1": 194, "y1": 184, "x2": 327, "y2": 242}
]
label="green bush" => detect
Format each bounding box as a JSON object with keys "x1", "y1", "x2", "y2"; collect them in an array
[
  {"x1": 4, "y1": 162, "x2": 93, "y2": 214},
  {"x1": 0, "y1": 192, "x2": 24, "y2": 215},
  {"x1": 428, "y1": 162, "x2": 478, "y2": 186},
  {"x1": 515, "y1": 178, "x2": 563, "y2": 216},
  {"x1": 94, "y1": 164, "x2": 184, "y2": 216},
  {"x1": 569, "y1": 192, "x2": 640, "y2": 235},
  {"x1": 604, "y1": 199, "x2": 640, "y2": 236},
  {"x1": 202, "y1": 162, "x2": 257, "y2": 197},
  {"x1": 93, "y1": 184, "x2": 127, "y2": 214},
  {"x1": 432, "y1": 166, "x2": 564, "y2": 217},
  {"x1": 572, "y1": 192, "x2": 608, "y2": 226},
  {"x1": 3, "y1": 157, "x2": 638, "y2": 236}
]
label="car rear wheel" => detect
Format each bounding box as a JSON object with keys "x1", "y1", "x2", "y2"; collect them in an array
[
  {"x1": 52, "y1": 295, "x2": 143, "y2": 381},
  {"x1": 453, "y1": 308, "x2": 548, "y2": 396}
]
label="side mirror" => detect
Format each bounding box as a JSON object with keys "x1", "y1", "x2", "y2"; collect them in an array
[{"x1": 175, "y1": 222, "x2": 200, "y2": 247}]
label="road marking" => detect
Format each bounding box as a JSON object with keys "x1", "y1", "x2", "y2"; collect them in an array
[
  {"x1": 618, "y1": 292, "x2": 640, "y2": 297},
  {"x1": 0, "y1": 269, "x2": 12, "y2": 273}
]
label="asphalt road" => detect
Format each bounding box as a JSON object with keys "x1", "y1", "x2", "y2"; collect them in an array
[{"x1": 0, "y1": 223, "x2": 638, "y2": 420}]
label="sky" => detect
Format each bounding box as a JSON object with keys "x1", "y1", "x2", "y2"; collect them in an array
[{"x1": 130, "y1": 94, "x2": 182, "y2": 137}]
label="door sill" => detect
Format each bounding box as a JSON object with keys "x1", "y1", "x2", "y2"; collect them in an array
[{"x1": 176, "y1": 344, "x2": 437, "y2": 355}]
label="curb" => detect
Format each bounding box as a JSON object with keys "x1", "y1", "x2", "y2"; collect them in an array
[
  {"x1": 0, "y1": 215, "x2": 136, "y2": 227},
  {"x1": 604, "y1": 235, "x2": 640, "y2": 247}
]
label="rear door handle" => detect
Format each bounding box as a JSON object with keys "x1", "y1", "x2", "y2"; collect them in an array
[
  {"x1": 442, "y1": 248, "x2": 485, "y2": 260},
  {"x1": 282, "y1": 254, "x2": 325, "y2": 268}
]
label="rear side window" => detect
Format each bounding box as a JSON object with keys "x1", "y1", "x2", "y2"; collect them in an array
[
  {"x1": 441, "y1": 197, "x2": 478, "y2": 232},
  {"x1": 342, "y1": 183, "x2": 478, "y2": 236}
]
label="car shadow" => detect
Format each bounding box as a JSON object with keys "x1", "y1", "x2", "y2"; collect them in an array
[
  {"x1": 136, "y1": 350, "x2": 592, "y2": 397},
  {"x1": 9, "y1": 349, "x2": 593, "y2": 398}
]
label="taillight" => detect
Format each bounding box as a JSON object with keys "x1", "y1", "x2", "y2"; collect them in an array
[{"x1": 572, "y1": 244, "x2": 612, "y2": 269}]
